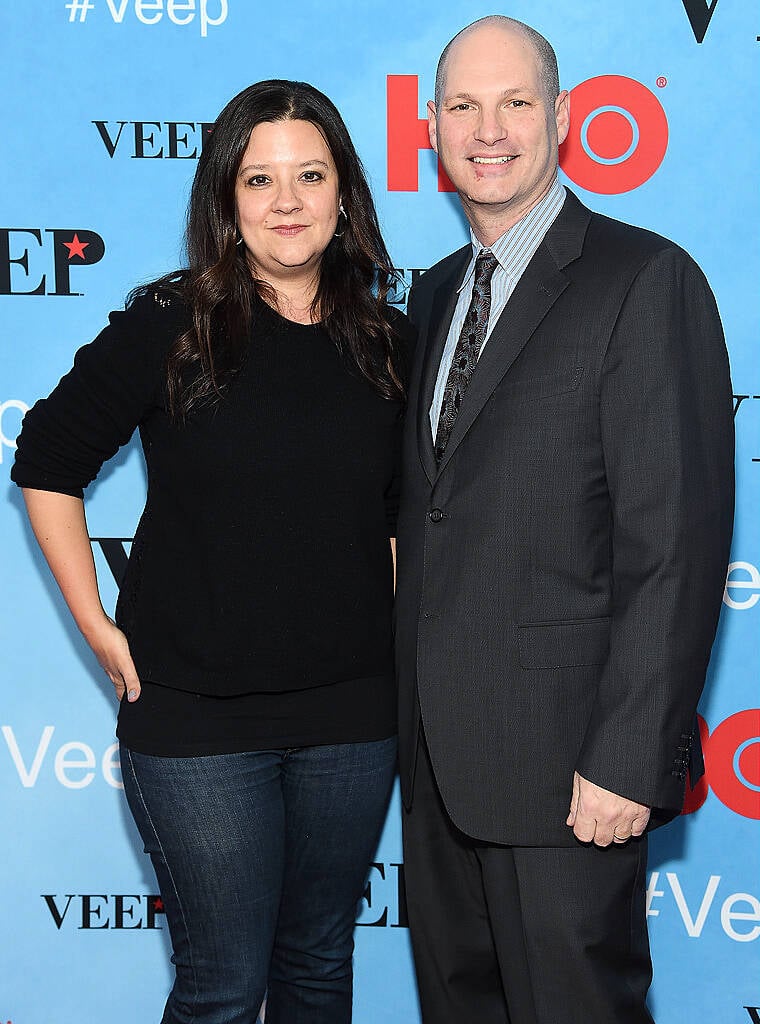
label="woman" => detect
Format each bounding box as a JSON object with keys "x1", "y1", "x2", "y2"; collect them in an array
[{"x1": 12, "y1": 80, "x2": 412, "y2": 1023}]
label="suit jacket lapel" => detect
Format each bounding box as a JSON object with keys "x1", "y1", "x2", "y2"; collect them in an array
[
  {"x1": 416, "y1": 248, "x2": 470, "y2": 484},
  {"x1": 434, "y1": 192, "x2": 592, "y2": 478}
]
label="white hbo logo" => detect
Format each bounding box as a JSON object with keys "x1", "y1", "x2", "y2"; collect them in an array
[{"x1": 0, "y1": 399, "x2": 29, "y2": 464}]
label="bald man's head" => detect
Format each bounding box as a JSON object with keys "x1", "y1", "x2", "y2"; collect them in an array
[{"x1": 434, "y1": 16, "x2": 560, "y2": 109}]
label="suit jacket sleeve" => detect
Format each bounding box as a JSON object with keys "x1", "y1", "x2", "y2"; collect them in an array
[{"x1": 575, "y1": 245, "x2": 734, "y2": 811}]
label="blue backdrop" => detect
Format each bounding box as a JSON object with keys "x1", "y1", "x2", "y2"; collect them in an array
[{"x1": 1, "y1": 2, "x2": 758, "y2": 1021}]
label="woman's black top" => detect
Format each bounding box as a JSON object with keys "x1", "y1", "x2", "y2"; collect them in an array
[{"x1": 12, "y1": 289, "x2": 411, "y2": 755}]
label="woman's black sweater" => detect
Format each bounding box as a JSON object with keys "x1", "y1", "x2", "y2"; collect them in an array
[{"x1": 12, "y1": 289, "x2": 411, "y2": 753}]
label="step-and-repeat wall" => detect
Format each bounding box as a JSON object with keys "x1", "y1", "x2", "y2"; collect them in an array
[{"x1": 1, "y1": 2, "x2": 758, "y2": 1021}]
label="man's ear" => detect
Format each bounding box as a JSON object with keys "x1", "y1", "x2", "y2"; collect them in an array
[
  {"x1": 427, "y1": 99, "x2": 438, "y2": 154},
  {"x1": 555, "y1": 89, "x2": 570, "y2": 147}
]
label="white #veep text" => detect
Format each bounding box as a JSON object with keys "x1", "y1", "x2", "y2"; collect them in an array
[
  {"x1": 2, "y1": 726, "x2": 122, "y2": 789},
  {"x1": 724, "y1": 561, "x2": 760, "y2": 610},
  {"x1": 66, "y1": 0, "x2": 228, "y2": 36},
  {"x1": 0, "y1": 399, "x2": 29, "y2": 463},
  {"x1": 647, "y1": 871, "x2": 760, "y2": 942}
]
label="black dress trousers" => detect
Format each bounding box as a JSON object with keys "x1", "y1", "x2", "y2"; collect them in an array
[{"x1": 402, "y1": 731, "x2": 655, "y2": 1024}]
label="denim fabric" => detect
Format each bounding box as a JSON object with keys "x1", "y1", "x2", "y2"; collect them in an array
[{"x1": 121, "y1": 738, "x2": 397, "y2": 1024}]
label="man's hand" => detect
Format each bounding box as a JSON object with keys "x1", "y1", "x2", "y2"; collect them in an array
[{"x1": 566, "y1": 772, "x2": 650, "y2": 847}]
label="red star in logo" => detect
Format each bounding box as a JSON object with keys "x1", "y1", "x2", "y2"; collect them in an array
[
  {"x1": 63, "y1": 233, "x2": 89, "y2": 260},
  {"x1": 152, "y1": 897, "x2": 164, "y2": 912}
]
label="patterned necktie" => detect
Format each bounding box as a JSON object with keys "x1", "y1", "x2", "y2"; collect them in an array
[{"x1": 434, "y1": 250, "x2": 499, "y2": 463}]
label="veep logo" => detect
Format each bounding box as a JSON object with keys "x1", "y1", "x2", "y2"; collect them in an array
[
  {"x1": 734, "y1": 393, "x2": 760, "y2": 466},
  {"x1": 358, "y1": 862, "x2": 408, "y2": 928},
  {"x1": 682, "y1": 0, "x2": 721, "y2": 43},
  {"x1": 93, "y1": 120, "x2": 214, "y2": 159},
  {"x1": 682, "y1": 710, "x2": 760, "y2": 820},
  {"x1": 43, "y1": 893, "x2": 165, "y2": 930},
  {"x1": 0, "y1": 228, "x2": 105, "y2": 296},
  {"x1": 0, "y1": 400, "x2": 29, "y2": 464},
  {"x1": 387, "y1": 74, "x2": 668, "y2": 195},
  {"x1": 559, "y1": 76, "x2": 668, "y2": 194},
  {"x1": 90, "y1": 537, "x2": 132, "y2": 587}
]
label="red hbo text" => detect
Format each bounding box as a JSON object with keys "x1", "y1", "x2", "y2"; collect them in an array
[
  {"x1": 682, "y1": 710, "x2": 760, "y2": 820},
  {"x1": 387, "y1": 74, "x2": 668, "y2": 195}
]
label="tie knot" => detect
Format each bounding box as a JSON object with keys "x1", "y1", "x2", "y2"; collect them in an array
[{"x1": 474, "y1": 250, "x2": 498, "y2": 285}]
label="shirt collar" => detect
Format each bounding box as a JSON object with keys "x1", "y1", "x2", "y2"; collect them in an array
[{"x1": 457, "y1": 178, "x2": 566, "y2": 293}]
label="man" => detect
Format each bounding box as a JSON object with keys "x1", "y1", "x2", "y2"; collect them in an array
[{"x1": 395, "y1": 15, "x2": 734, "y2": 1024}]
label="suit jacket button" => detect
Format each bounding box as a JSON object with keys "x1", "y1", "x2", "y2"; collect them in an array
[{"x1": 429, "y1": 508, "x2": 443, "y2": 523}]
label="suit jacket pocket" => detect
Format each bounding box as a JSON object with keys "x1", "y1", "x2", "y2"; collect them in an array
[
  {"x1": 501, "y1": 365, "x2": 583, "y2": 400},
  {"x1": 518, "y1": 617, "x2": 611, "y2": 669}
]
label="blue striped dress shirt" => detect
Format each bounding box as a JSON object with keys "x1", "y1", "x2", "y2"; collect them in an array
[{"x1": 429, "y1": 179, "x2": 566, "y2": 438}]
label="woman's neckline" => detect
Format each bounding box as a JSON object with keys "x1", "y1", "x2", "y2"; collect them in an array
[{"x1": 259, "y1": 299, "x2": 323, "y2": 331}]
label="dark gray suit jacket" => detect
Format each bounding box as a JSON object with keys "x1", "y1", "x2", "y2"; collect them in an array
[{"x1": 395, "y1": 190, "x2": 734, "y2": 847}]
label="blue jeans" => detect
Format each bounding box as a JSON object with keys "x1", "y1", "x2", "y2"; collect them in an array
[{"x1": 121, "y1": 738, "x2": 397, "y2": 1024}]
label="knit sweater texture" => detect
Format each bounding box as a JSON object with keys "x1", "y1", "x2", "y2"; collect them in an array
[{"x1": 12, "y1": 290, "x2": 410, "y2": 701}]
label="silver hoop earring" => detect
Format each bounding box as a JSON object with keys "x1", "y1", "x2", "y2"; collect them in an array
[
  {"x1": 235, "y1": 224, "x2": 245, "y2": 247},
  {"x1": 334, "y1": 204, "x2": 347, "y2": 238}
]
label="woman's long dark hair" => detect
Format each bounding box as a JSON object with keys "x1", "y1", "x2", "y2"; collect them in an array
[{"x1": 145, "y1": 80, "x2": 404, "y2": 418}]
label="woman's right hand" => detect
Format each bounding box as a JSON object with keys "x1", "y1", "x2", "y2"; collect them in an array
[
  {"x1": 20, "y1": 490, "x2": 142, "y2": 703},
  {"x1": 86, "y1": 615, "x2": 141, "y2": 702}
]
